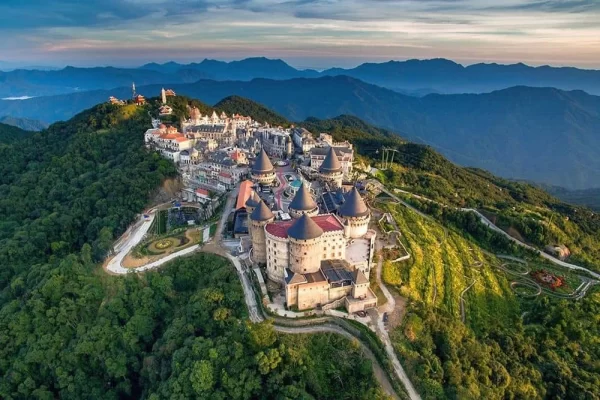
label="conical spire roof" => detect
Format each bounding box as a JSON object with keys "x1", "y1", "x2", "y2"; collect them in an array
[
  {"x1": 287, "y1": 214, "x2": 324, "y2": 240},
  {"x1": 245, "y1": 190, "x2": 260, "y2": 208},
  {"x1": 319, "y1": 146, "x2": 342, "y2": 173},
  {"x1": 338, "y1": 187, "x2": 369, "y2": 218},
  {"x1": 289, "y1": 183, "x2": 317, "y2": 212},
  {"x1": 252, "y1": 148, "x2": 275, "y2": 174},
  {"x1": 250, "y1": 199, "x2": 274, "y2": 222}
]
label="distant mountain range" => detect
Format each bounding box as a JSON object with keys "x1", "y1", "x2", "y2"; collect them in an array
[
  {"x1": 0, "y1": 116, "x2": 48, "y2": 131},
  {"x1": 2, "y1": 57, "x2": 600, "y2": 98},
  {"x1": 2, "y1": 76, "x2": 599, "y2": 190}
]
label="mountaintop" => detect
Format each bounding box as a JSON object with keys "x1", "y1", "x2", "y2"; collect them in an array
[{"x1": 3, "y1": 57, "x2": 600, "y2": 99}]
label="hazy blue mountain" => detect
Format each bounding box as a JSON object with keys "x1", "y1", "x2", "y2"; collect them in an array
[
  {"x1": 321, "y1": 59, "x2": 600, "y2": 95},
  {"x1": 2, "y1": 76, "x2": 599, "y2": 189},
  {"x1": 0, "y1": 116, "x2": 48, "y2": 131},
  {"x1": 140, "y1": 57, "x2": 319, "y2": 80},
  {"x1": 0, "y1": 57, "x2": 319, "y2": 97},
  {"x1": 5, "y1": 57, "x2": 600, "y2": 98},
  {"x1": 0, "y1": 66, "x2": 201, "y2": 97}
]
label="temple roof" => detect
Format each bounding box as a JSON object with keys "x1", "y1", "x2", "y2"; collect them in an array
[
  {"x1": 287, "y1": 214, "x2": 324, "y2": 240},
  {"x1": 250, "y1": 199, "x2": 274, "y2": 222},
  {"x1": 289, "y1": 183, "x2": 317, "y2": 212},
  {"x1": 338, "y1": 187, "x2": 369, "y2": 218},
  {"x1": 319, "y1": 146, "x2": 342, "y2": 173},
  {"x1": 252, "y1": 148, "x2": 275, "y2": 174}
]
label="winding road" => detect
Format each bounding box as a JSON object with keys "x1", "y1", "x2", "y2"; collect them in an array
[
  {"x1": 275, "y1": 324, "x2": 401, "y2": 400},
  {"x1": 104, "y1": 183, "x2": 420, "y2": 399},
  {"x1": 371, "y1": 180, "x2": 600, "y2": 280}
]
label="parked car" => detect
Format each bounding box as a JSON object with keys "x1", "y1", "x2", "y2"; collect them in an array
[{"x1": 383, "y1": 312, "x2": 389, "y2": 323}]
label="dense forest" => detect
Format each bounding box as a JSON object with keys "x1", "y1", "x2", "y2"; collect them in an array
[
  {"x1": 396, "y1": 295, "x2": 600, "y2": 399},
  {"x1": 215, "y1": 95, "x2": 290, "y2": 127},
  {"x1": 0, "y1": 122, "x2": 35, "y2": 144},
  {"x1": 0, "y1": 103, "x2": 385, "y2": 399}
]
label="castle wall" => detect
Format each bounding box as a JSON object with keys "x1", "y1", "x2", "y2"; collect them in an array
[
  {"x1": 352, "y1": 282, "x2": 369, "y2": 299},
  {"x1": 288, "y1": 207, "x2": 319, "y2": 219},
  {"x1": 266, "y1": 233, "x2": 289, "y2": 283},
  {"x1": 296, "y1": 282, "x2": 330, "y2": 310},
  {"x1": 321, "y1": 231, "x2": 346, "y2": 260},
  {"x1": 246, "y1": 204, "x2": 256, "y2": 240},
  {"x1": 251, "y1": 172, "x2": 276, "y2": 185},
  {"x1": 344, "y1": 215, "x2": 370, "y2": 239},
  {"x1": 319, "y1": 171, "x2": 343, "y2": 189},
  {"x1": 250, "y1": 220, "x2": 270, "y2": 264},
  {"x1": 290, "y1": 236, "x2": 323, "y2": 274}
]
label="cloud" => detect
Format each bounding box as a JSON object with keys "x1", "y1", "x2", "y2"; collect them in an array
[{"x1": 1, "y1": 0, "x2": 599, "y2": 68}]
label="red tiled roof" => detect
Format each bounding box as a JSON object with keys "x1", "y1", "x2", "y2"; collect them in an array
[
  {"x1": 219, "y1": 172, "x2": 232, "y2": 178},
  {"x1": 196, "y1": 188, "x2": 209, "y2": 196},
  {"x1": 265, "y1": 214, "x2": 343, "y2": 239},
  {"x1": 175, "y1": 137, "x2": 188, "y2": 142}
]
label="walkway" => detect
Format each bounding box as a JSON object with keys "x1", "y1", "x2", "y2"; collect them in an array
[
  {"x1": 274, "y1": 324, "x2": 401, "y2": 400},
  {"x1": 370, "y1": 180, "x2": 600, "y2": 280},
  {"x1": 103, "y1": 181, "x2": 420, "y2": 399}
]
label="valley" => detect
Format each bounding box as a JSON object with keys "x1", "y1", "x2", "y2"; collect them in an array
[{"x1": 0, "y1": 93, "x2": 598, "y2": 400}]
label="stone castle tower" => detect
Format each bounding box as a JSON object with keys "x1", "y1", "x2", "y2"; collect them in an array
[
  {"x1": 288, "y1": 214, "x2": 324, "y2": 274},
  {"x1": 251, "y1": 148, "x2": 277, "y2": 185},
  {"x1": 338, "y1": 187, "x2": 371, "y2": 239},
  {"x1": 319, "y1": 146, "x2": 343, "y2": 189},
  {"x1": 244, "y1": 190, "x2": 260, "y2": 240},
  {"x1": 250, "y1": 199, "x2": 274, "y2": 264},
  {"x1": 288, "y1": 183, "x2": 319, "y2": 219}
]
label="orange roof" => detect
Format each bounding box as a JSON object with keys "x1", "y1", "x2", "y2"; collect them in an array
[
  {"x1": 175, "y1": 137, "x2": 188, "y2": 142},
  {"x1": 160, "y1": 133, "x2": 184, "y2": 140},
  {"x1": 236, "y1": 180, "x2": 254, "y2": 209},
  {"x1": 196, "y1": 188, "x2": 209, "y2": 196}
]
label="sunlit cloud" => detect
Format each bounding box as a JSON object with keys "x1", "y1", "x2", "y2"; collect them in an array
[{"x1": 1, "y1": 0, "x2": 599, "y2": 69}]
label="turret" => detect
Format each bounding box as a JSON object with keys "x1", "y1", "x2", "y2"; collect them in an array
[
  {"x1": 251, "y1": 148, "x2": 276, "y2": 185},
  {"x1": 288, "y1": 183, "x2": 319, "y2": 218},
  {"x1": 319, "y1": 146, "x2": 343, "y2": 188},
  {"x1": 250, "y1": 199, "x2": 274, "y2": 264},
  {"x1": 288, "y1": 215, "x2": 324, "y2": 274},
  {"x1": 245, "y1": 190, "x2": 260, "y2": 240},
  {"x1": 338, "y1": 187, "x2": 370, "y2": 239}
]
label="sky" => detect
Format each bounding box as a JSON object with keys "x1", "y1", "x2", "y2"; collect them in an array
[{"x1": 1, "y1": 0, "x2": 599, "y2": 70}]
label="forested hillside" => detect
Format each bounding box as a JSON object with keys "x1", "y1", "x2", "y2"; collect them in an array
[
  {"x1": 0, "y1": 102, "x2": 388, "y2": 399},
  {"x1": 0, "y1": 122, "x2": 34, "y2": 144},
  {"x1": 4, "y1": 77, "x2": 599, "y2": 189}
]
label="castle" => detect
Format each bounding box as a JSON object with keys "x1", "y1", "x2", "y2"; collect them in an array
[{"x1": 247, "y1": 153, "x2": 378, "y2": 312}]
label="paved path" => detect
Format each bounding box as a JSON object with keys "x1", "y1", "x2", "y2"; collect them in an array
[
  {"x1": 372, "y1": 236, "x2": 421, "y2": 400},
  {"x1": 105, "y1": 212, "x2": 156, "y2": 274},
  {"x1": 274, "y1": 324, "x2": 401, "y2": 400},
  {"x1": 463, "y1": 208, "x2": 600, "y2": 279},
  {"x1": 103, "y1": 181, "x2": 420, "y2": 398},
  {"x1": 370, "y1": 179, "x2": 600, "y2": 280}
]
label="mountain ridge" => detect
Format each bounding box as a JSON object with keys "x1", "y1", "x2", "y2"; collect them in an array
[
  {"x1": 1, "y1": 77, "x2": 599, "y2": 189},
  {"x1": 3, "y1": 57, "x2": 600, "y2": 98}
]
